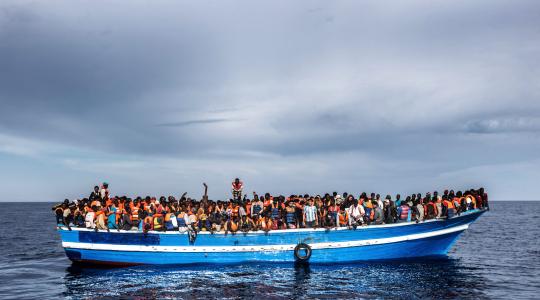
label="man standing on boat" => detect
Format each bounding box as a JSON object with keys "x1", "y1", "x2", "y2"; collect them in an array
[
  {"x1": 231, "y1": 178, "x2": 243, "y2": 201},
  {"x1": 303, "y1": 198, "x2": 318, "y2": 228},
  {"x1": 100, "y1": 182, "x2": 109, "y2": 200}
]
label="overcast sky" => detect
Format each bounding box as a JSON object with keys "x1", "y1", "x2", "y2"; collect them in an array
[{"x1": 1, "y1": 0, "x2": 539, "y2": 201}]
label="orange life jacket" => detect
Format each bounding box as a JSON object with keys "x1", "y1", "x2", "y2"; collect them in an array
[
  {"x1": 131, "y1": 207, "x2": 140, "y2": 221},
  {"x1": 144, "y1": 216, "x2": 153, "y2": 230},
  {"x1": 229, "y1": 220, "x2": 238, "y2": 232},
  {"x1": 444, "y1": 200, "x2": 455, "y2": 209},
  {"x1": 95, "y1": 210, "x2": 104, "y2": 220},
  {"x1": 339, "y1": 212, "x2": 348, "y2": 226}
]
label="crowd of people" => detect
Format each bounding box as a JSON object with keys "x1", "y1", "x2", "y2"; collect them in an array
[{"x1": 53, "y1": 179, "x2": 489, "y2": 236}]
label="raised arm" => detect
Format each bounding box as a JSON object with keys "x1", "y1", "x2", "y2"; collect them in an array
[{"x1": 202, "y1": 183, "x2": 209, "y2": 202}]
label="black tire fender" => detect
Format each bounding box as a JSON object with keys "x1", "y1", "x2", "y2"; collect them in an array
[{"x1": 294, "y1": 243, "x2": 312, "y2": 262}]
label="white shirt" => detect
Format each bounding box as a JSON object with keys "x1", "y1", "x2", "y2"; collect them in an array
[
  {"x1": 304, "y1": 205, "x2": 317, "y2": 222},
  {"x1": 100, "y1": 188, "x2": 109, "y2": 199},
  {"x1": 348, "y1": 205, "x2": 365, "y2": 218},
  {"x1": 85, "y1": 212, "x2": 95, "y2": 229}
]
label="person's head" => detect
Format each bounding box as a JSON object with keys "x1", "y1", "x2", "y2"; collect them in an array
[
  {"x1": 94, "y1": 186, "x2": 99, "y2": 192},
  {"x1": 103, "y1": 182, "x2": 108, "y2": 188},
  {"x1": 396, "y1": 194, "x2": 401, "y2": 200},
  {"x1": 234, "y1": 178, "x2": 240, "y2": 183}
]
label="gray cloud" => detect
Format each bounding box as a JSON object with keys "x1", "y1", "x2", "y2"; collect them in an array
[
  {"x1": 156, "y1": 118, "x2": 234, "y2": 127},
  {"x1": 464, "y1": 117, "x2": 540, "y2": 134},
  {"x1": 0, "y1": 0, "x2": 539, "y2": 200}
]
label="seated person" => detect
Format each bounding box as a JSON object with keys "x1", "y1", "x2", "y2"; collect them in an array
[
  {"x1": 120, "y1": 208, "x2": 134, "y2": 231},
  {"x1": 95, "y1": 208, "x2": 108, "y2": 231},
  {"x1": 176, "y1": 208, "x2": 189, "y2": 233},
  {"x1": 239, "y1": 215, "x2": 256, "y2": 232},
  {"x1": 164, "y1": 210, "x2": 178, "y2": 231},
  {"x1": 225, "y1": 216, "x2": 239, "y2": 234},
  {"x1": 152, "y1": 212, "x2": 165, "y2": 232}
]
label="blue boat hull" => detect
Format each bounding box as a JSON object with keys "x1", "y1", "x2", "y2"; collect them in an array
[{"x1": 59, "y1": 210, "x2": 485, "y2": 265}]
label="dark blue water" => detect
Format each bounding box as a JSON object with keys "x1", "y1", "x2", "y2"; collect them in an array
[{"x1": 0, "y1": 202, "x2": 538, "y2": 299}]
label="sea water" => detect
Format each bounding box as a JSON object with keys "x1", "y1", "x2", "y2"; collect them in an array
[{"x1": 0, "y1": 202, "x2": 538, "y2": 299}]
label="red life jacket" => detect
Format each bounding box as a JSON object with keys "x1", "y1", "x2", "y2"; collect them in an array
[
  {"x1": 399, "y1": 205, "x2": 409, "y2": 220},
  {"x1": 232, "y1": 181, "x2": 243, "y2": 191}
]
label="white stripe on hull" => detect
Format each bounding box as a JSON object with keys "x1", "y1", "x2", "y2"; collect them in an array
[{"x1": 63, "y1": 224, "x2": 469, "y2": 253}]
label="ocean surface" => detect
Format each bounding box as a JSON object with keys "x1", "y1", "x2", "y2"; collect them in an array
[{"x1": 0, "y1": 201, "x2": 538, "y2": 299}]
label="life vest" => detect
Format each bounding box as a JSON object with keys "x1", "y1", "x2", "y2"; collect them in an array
[
  {"x1": 399, "y1": 205, "x2": 409, "y2": 220},
  {"x1": 469, "y1": 196, "x2": 477, "y2": 208},
  {"x1": 231, "y1": 207, "x2": 239, "y2": 218},
  {"x1": 131, "y1": 207, "x2": 139, "y2": 221},
  {"x1": 271, "y1": 207, "x2": 280, "y2": 219},
  {"x1": 229, "y1": 220, "x2": 238, "y2": 232},
  {"x1": 176, "y1": 212, "x2": 187, "y2": 227},
  {"x1": 55, "y1": 207, "x2": 63, "y2": 216},
  {"x1": 153, "y1": 214, "x2": 163, "y2": 230},
  {"x1": 144, "y1": 216, "x2": 153, "y2": 230},
  {"x1": 252, "y1": 203, "x2": 262, "y2": 215},
  {"x1": 259, "y1": 218, "x2": 267, "y2": 230},
  {"x1": 232, "y1": 181, "x2": 243, "y2": 191},
  {"x1": 453, "y1": 197, "x2": 461, "y2": 209},
  {"x1": 286, "y1": 212, "x2": 295, "y2": 224},
  {"x1": 339, "y1": 212, "x2": 348, "y2": 226},
  {"x1": 95, "y1": 210, "x2": 104, "y2": 219},
  {"x1": 443, "y1": 200, "x2": 455, "y2": 209},
  {"x1": 164, "y1": 213, "x2": 175, "y2": 230}
]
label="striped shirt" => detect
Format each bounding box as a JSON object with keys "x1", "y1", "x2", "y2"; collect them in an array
[{"x1": 304, "y1": 205, "x2": 317, "y2": 222}]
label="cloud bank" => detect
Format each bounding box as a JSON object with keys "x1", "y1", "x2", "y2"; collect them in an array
[{"x1": 1, "y1": 0, "x2": 539, "y2": 201}]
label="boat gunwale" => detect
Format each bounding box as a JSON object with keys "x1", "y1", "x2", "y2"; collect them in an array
[{"x1": 61, "y1": 224, "x2": 470, "y2": 253}]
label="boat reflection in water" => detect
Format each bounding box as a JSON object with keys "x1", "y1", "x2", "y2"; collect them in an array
[{"x1": 63, "y1": 258, "x2": 489, "y2": 299}]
